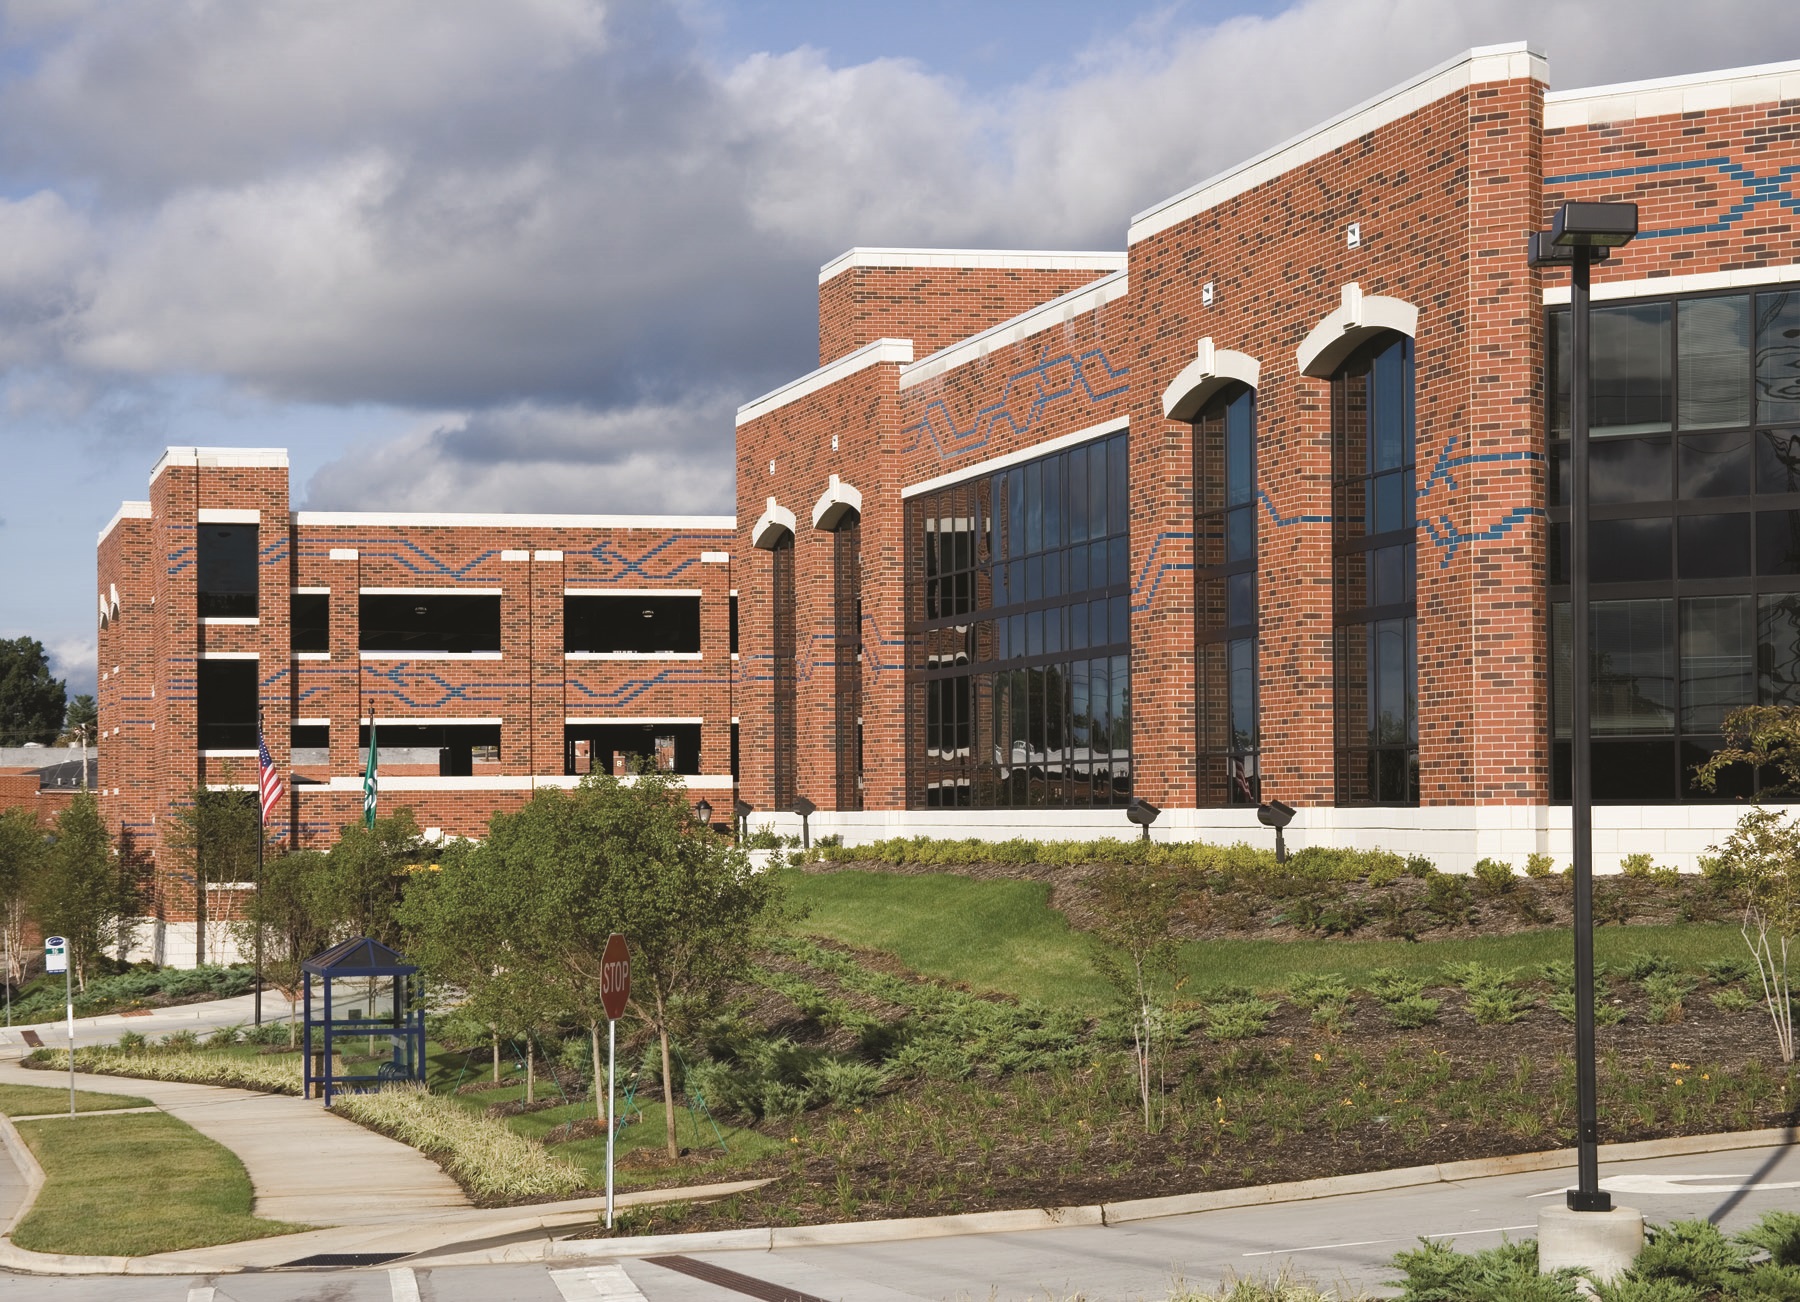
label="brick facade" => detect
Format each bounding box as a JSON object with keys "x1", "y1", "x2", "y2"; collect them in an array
[{"x1": 96, "y1": 451, "x2": 734, "y2": 962}]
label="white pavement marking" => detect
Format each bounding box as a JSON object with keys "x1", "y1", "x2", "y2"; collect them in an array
[
  {"x1": 550, "y1": 1265, "x2": 649, "y2": 1302},
  {"x1": 187, "y1": 1289, "x2": 215, "y2": 1302},
  {"x1": 1243, "y1": 1223, "x2": 1536, "y2": 1258},
  {"x1": 1533, "y1": 1173, "x2": 1800, "y2": 1198},
  {"x1": 390, "y1": 1266, "x2": 422, "y2": 1302}
]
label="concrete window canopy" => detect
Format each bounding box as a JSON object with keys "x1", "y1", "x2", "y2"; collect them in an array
[
  {"x1": 1162, "y1": 337, "x2": 1263, "y2": 420},
  {"x1": 1296, "y1": 283, "x2": 1420, "y2": 379},
  {"x1": 752, "y1": 497, "x2": 797, "y2": 550},
  {"x1": 810, "y1": 475, "x2": 863, "y2": 531}
]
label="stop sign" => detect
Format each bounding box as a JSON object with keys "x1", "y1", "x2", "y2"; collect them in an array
[{"x1": 600, "y1": 933, "x2": 631, "y2": 1021}]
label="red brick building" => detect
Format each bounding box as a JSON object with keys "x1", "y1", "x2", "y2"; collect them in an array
[
  {"x1": 97, "y1": 449, "x2": 735, "y2": 964},
  {"x1": 97, "y1": 47, "x2": 1800, "y2": 961},
  {"x1": 732, "y1": 46, "x2": 1800, "y2": 871}
]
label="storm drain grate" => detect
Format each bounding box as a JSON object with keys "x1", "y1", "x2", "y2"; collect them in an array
[
  {"x1": 279, "y1": 1251, "x2": 412, "y2": 1268},
  {"x1": 644, "y1": 1254, "x2": 833, "y2": 1302}
]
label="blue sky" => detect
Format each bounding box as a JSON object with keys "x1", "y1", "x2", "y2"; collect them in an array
[{"x1": 1, "y1": 0, "x2": 1796, "y2": 702}]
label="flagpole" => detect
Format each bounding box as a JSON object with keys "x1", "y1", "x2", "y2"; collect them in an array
[{"x1": 255, "y1": 708, "x2": 264, "y2": 1028}]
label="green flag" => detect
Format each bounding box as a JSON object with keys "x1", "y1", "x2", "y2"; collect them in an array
[{"x1": 363, "y1": 722, "x2": 378, "y2": 830}]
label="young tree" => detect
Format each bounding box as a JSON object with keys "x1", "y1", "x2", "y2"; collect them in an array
[
  {"x1": 1702, "y1": 806, "x2": 1800, "y2": 1063},
  {"x1": 58, "y1": 695, "x2": 97, "y2": 747},
  {"x1": 33, "y1": 794, "x2": 136, "y2": 989},
  {"x1": 313, "y1": 809, "x2": 423, "y2": 946},
  {"x1": 0, "y1": 638, "x2": 66, "y2": 747},
  {"x1": 164, "y1": 785, "x2": 261, "y2": 965},
  {"x1": 1694, "y1": 705, "x2": 1800, "y2": 794},
  {"x1": 426, "y1": 771, "x2": 785, "y2": 1155},
  {"x1": 0, "y1": 808, "x2": 47, "y2": 992},
  {"x1": 1088, "y1": 862, "x2": 1183, "y2": 1131},
  {"x1": 233, "y1": 849, "x2": 335, "y2": 1043}
]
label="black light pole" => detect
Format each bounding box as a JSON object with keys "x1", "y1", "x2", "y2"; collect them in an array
[
  {"x1": 1125, "y1": 797, "x2": 1161, "y2": 843},
  {"x1": 1529, "y1": 201, "x2": 1637, "y2": 1213}
]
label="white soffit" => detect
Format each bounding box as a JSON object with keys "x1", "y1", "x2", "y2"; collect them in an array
[
  {"x1": 98, "y1": 501, "x2": 151, "y2": 545},
  {"x1": 736, "y1": 338, "x2": 913, "y2": 427},
  {"x1": 819, "y1": 247, "x2": 1126, "y2": 285},
  {"x1": 1546, "y1": 57, "x2": 1800, "y2": 129},
  {"x1": 899, "y1": 272, "x2": 1130, "y2": 389},
  {"x1": 1129, "y1": 42, "x2": 1547, "y2": 244}
]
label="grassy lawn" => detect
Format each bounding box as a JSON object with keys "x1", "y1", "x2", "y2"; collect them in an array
[
  {"x1": 788, "y1": 869, "x2": 1742, "y2": 1009},
  {"x1": 0, "y1": 1083, "x2": 148, "y2": 1116},
  {"x1": 12, "y1": 1113, "x2": 306, "y2": 1256}
]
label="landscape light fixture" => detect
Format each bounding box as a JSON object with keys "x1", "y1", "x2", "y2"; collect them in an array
[
  {"x1": 1125, "y1": 797, "x2": 1161, "y2": 842},
  {"x1": 791, "y1": 795, "x2": 817, "y2": 850},
  {"x1": 733, "y1": 798, "x2": 753, "y2": 843},
  {"x1": 1256, "y1": 799, "x2": 1296, "y2": 864},
  {"x1": 1527, "y1": 200, "x2": 1638, "y2": 1218},
  {"x1": 693, "y1": 798, "x2": 712, "y2": 829}
]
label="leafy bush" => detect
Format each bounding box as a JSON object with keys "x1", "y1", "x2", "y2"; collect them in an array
[
  {"x1": 7, "y1": 964, "x2": 255, "y2": 1024},
  {"x1": 1443, "y1": 962, "x2": 1513, "y2": 995},
  {"x1": 1643, "y1": 973, "x2": 1698, "y2": 1024},
  {"x1": 1286, "y1": 974, "x2": 1353, "y2": 1009},
  {"x1": 1628, "y1": 1219, "x2": 1745, "y2": 1293},
  {"x1": 161, "y1": 1030, "x2": 198, "y2": 1052},
  {"x1": 1736, "y1": 1210, "x2": 1800, "y2": 1268},
  {"x1": 1711, "y1": 986, "x2": 1758, "y2": 1013},
  {"x1": 1423, "y1": 874, "x2": 1476, "y2": 927},
  {"x1": 1388, "y1": 1236, "x2": 1583, "y2": 1301},
  {"x1": 1206, "y1": 998, "x2": 1278, "y2": 1042},
  {"x1": 1526, "y1": 853, "x2": 1556, "y2": 879},
  {"x1": 335, "y1": 1084, "x2": 583, "y2": 1199},
  {"x1": 1365, "y1": 969, "x2": 1428, "y2": 1005},
  {"x1": 1621, "y1": 953, "x2": 1678, "y2": 982},
  {"x1": 115, "y1": 1031, "x2": 146, "y2": 1053},
  {"x1": 809, "y1": 1058, "x2": 886, "y2": 1107},
  {"x1": 241, "y1": 1021, "x2": 294, "y2": 1046},
  {"x1": 1549, "y1": 990, "x2": 1626, "y2": 1025},
  {"x1": 1703, "y1": 955, "x2": 1757, "y2": 985},
  {"x1": 1473, "y1": 858, "x2": 1517, "y2": 896},
  {"x1": 206, "y1": 1022, "x2": 243, "y2": 1047}
]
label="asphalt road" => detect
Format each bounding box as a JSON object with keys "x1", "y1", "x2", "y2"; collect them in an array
[{"x1": 0, "y1": 1140, "x2": 1794, "y2": 1300}]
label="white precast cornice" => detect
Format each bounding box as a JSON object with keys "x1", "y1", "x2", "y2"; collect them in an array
[
  {"x1": 819, "y1": 247, "x2": 1126, "y2": 285},
  {"x1": 150, "y1": 446, "x2": 289, "y2": 482},
  {"x1": 736, "y1": 338, "x2": 913, "y2": 427},
  {"x1": 295, "y1": 511, "x2": 732, "y2": 529},
  {"x1": 1546, "y1": 57, "x2": 1800, "y2": 129},
  {"x1": 1129, "y1": 42, "x2": 1546, "y2": 244},
  {"x1": 98, "y1": 501, "x2": 151, "y2": 546}
]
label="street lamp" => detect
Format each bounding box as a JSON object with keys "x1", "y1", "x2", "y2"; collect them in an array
[
  {"x1": 1125, "y1": 797, "x2": 1160, "y2": 842},
  {"x1": 693, "y1": 798, "x2": 713, "y2": 830},
  {"x1": 1529, "y1": 200, "x2": 1638, "y2": 1219},
  {"x1": 791, "y1": 795, "x2": 817, "y2": 850}
]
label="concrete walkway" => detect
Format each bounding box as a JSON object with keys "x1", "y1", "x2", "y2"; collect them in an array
[
  {"x1": 0, "y1": 991, "x2": 286, "y2": 1053},
  {"x1": 0, "y1": 1058, "x2": 468, "y2": 1228}
]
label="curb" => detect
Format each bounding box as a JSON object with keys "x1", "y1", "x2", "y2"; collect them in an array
[
  {"x1": 542, "y1": 1125, "x2": 1798, "y2": 1262},
  {"x1": 0, "y1": 1115, "x2": 45, "y2": 1237}
]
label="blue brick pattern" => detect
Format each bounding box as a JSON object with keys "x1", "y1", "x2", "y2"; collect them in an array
[
  {"x1": 902, "y1": 347, "x2": 1128, "y2": 462},
  {"x1": 1545, "y1": 156, "x2": 1800, "y2": 239}
]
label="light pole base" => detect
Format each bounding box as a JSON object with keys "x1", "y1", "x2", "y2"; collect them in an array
[{"x1": 1538, "y1": 1203, "x2": 1644, "y2": 1283}]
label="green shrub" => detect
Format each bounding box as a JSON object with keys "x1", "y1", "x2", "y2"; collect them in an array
[
  {"x1": 1473, "y1": 858, "x2": 1517, "y2": 896},
  {"x1": 1549, "y1": 990, "x2": 1626, "y2": 1025},
  {"x1": 241, "y1": 1021, "x2": 292, "y2": 1047},
  {"x1": 205, "y1": 1022, "x2": 243, "y2": 1047},
  {"x1": 1727, "y1": 1263, "x2": 1800, "y2": 1300},
  {"x1": 1593, "y1": 1279, "x2": 1704, "y2": 1301},
  {"x1": 1365, "y1": 969, "x2": 1428, "y2": 1004},
  {"x1": 1286, "y1": 974, "x2": 1352, "y2": 1009},
  {"x1": 1737, "y1": 1210, "x2": 1800, "y2": 1269},
  {"x1": 1620, "y1": 952, "x2": 1678, "y2": 982},
  {"x1": 1621, "y1": 852, "x2": 1661, "y2": 879},
  {"x1": 808, "y1": 1058, "x2": 886, "y2": 1108},
  {"x1": 1388, "y1": 1236, "x2": 1584, "y2": 1302},
  {"x1": 1423, "y1": 874, "x2": 1476, "y2": 927},
  {"x1": 1526, "y1": 852, "x2": 1556, "y2": 879},
  {"x1": 1703, "y1": 955, "x2": 1757, "y2": 985},
  {"x1": 1386, "y1": 996, "x2": 1441, "y2": 1029},
  {"x1": 1643, "y1": 973, "x2": 1698, "y2": 1023},
  {"x1": 115, "y1": 1031, "x2": 146, "y2": 1053},
  {"x1": 1711, "y1": 986, "x2": 1758, "y2": 1013},
  {"x1": 160, "y1": 1030, "x2": 198, "y2": 1052},
  {"x1": 1206, "y1": 999, "x2": 1278, "y2": 1041},
  {"x1": 1405, "y1": 855, "x2": 1437, "y2": 879},
  {"x1": 1443, "y1": 961, "x2": 1513, "y2": 995},
  {"x1": 335, "y1": 1084, "x2": 583, "y2": 1198},
  {"x1": 1629, "y1": 1219, "x2": 1745, "y2": 1293},
  {"x1": 1469, "y1": 988, "x2": 1534, "y2": 1026}
]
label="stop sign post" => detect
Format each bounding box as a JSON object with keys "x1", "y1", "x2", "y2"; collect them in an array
[{"x1": 602, "y1": 933, "x2": 630, "y2": 1228}]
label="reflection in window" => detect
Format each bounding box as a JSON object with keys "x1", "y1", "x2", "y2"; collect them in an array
[
  {"x1": 1195, "y1": 385, "x2": 1259, "y2": 805},
  {"x1": 907, "y1": 431, "x2": 1131, "y2": 808},
  {"x1": 198, "y1": 525, "x2": 259, "y2": 619},
  {"x1": 1333, "y1": 333, "x2": 1417, "y2": 805},
  {"x1": 1550, "y1": 283, "x2": 1800, "y2": 802}
]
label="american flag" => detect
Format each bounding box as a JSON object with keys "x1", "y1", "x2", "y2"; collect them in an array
[{"x1": 257, "y1": 728, "x2": 285, "y2": 827}]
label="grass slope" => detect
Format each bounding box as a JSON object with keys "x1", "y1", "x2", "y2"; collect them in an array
[
  {"x1": 788, "y1": 869, "x2": 1741, "y2": 1008},
  {"x1": 13, "y1": 1113, "x2": 306, "y2": 1256},
  {"x1": 0, "y1": 1083, "x2": 148, "y2": 1116}
]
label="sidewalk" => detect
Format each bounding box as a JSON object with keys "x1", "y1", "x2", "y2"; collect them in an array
[{"x1": 0, "y1": 990, "x2": 292, "y2": 1054}]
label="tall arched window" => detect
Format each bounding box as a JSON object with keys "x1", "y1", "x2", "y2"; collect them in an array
[
  {"x1": 770, "y1": 532, "x2": 796, "y2": 809},
  {"x1": 1195, "y1": 384, "x2": 1259, "y2": 804},
  {"x1": 1332, "y1": 333, "x2": 1418, "y2": 805},
  {"x1": 832, "y1": 510, "x2": 863, "y2": 810}
]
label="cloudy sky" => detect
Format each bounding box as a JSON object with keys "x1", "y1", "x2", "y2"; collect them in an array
[{"x1": 4, "y1": 0, "x2": 1798, "y2": 700}]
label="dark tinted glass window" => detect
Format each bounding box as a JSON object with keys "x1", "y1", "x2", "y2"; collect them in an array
[
  {"x1": 1678, "y1": 432, "x2": 1751, "y2": 498},
  {"x1": 1195, "y1": 386, "x2": 1259, "y2": 805},
  {"x1": 291, "y1": 593, "x2": 329, "y2": 652},
  {"x1": 1590, "y1": 599, "x2": 1674, "y2": 736},
  {"x1": 1591, "y1": 437, "x2": 1670, "y2": 503},
  {"x1": 1757, "y1": 512, "x2": 1800, "y2": 576},
  {"x1": 1677, "y1": 514, "x2": 1751, "y2": 579},
  {"x1": 198, "y1": 525, "x2": 259, "y2": 619},
  {"x1": 1757, "y1": 292, "x2": 1800, "y2": 425},
  {"x1": 1679, "y1": 296, "x2": 1750, "y2": 430},
  {"x1": 1680, "y1": 595, "x2": 1754, "y2": 733},
  {"x1": 565, "y1": 595, "x2": 701, "y2": 654},
  {"x1": 1592, "y1": 302, "x2": 1672, "y2": 434},
  {"x1": 1759, "y1": 593, "x2": 1800, "y2": 708},
  {"x1": 197, "y1": 659, "x2": 257, "y2": 750},
  {"x1": 1590, "y1": 518, "x2": 1670, "y2": 583},
  {"x1": 359, "y1": 594, "x2": 501, "y2": 653}
]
